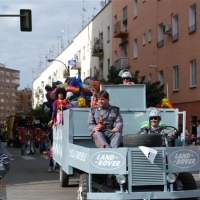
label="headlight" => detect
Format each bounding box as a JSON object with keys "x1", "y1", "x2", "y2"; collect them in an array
[
  {"x1": 167, "y1": 173, "x2": 176, "y2": 183},
  {"x1": 116, "y1": 174, "x2": 126, "y2": 185}
]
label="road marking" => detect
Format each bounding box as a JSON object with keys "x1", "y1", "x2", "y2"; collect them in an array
[
  {"x1": 21, "y1": 156, "x2": 35, "y2": 160},
  {"x1": 40, "y1": 155, "x2": 48, "y2": 159}
]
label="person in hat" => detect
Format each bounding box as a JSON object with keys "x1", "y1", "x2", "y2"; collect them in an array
[
  {"x1": 90, "y1": 80, "x2": 101, "y2": 107},
  {"x1": 140, "y1": 108, "x2": 179, "y2": 146},
  {"x1": 119, "y1": 69, "x2": 135, "y2": 85}
]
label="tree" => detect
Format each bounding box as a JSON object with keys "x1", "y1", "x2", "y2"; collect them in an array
[
  {"x1": 105, "y1": 66, "x2": 166, "y2": 107},
  {"x1": 29, "y1": 106, "x2": 49, "y2": 127}
]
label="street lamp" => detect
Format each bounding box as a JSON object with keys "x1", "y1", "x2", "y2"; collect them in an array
[{"x1": 47, "y1": 59, "x2": 69, "y2": 76}]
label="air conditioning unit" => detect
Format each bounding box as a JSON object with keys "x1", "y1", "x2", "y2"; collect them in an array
[{"x1": 163, "y1": 24, "x2": 171, "y2": 35}]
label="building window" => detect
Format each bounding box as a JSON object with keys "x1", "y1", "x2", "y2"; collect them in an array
[
  {"x1": 0, "y1": 71, "x2": 4, "y2": 75},
  {"x1": 148, "y1": 30, "x2": 152, "y2": 42},
  {"x1": 107, "y1": 26, "x2": 110, "y2": 43},
  {"x1": 6, "y1": 79, "x2": 10, "y2": 83},
  {"x1": 6, "y1": 93, "x2": 10, "y2": 97},
  {"x1": 87, "y1": 42, "x2": 89, "y2": 52},
  {"x1": 6, "y1": 85, "x2": 10, "y2": 89},
  {"x1": 12, "y1": 106, "x2": 15, "y2": 110},
  {"x1": 0, "y1": 99, "x2": 4, "y2": 103},
  {"x1": 0, "y1": 106, "x2": 4, "y2": 109},
  {"x1": 83, "y1": 46, "x2": 85, "y2": 60},
  {"x1": 189, "y1": 3, "x2": 196, "y2": 33},
  {"x1": 0, "y1": 77, "x2": 4, "y2": 82},
  {"x1": 133, "y1": 38, "x2": 138, "y2": 58},
  {"x1": 157, "y1": 23, "x2": 164, "y2": 47},
  {"x1": 0, "y1": 85, "x2": 4, "y2": 88},
  {"x1": 158, "y1": 70, "x2": 164, "y2": 84},
  {"x1": 142, "y1": 33, "x2": 146, "y2": 45},
  {"x1": 107, "y1": 58, "x2": 110, "y2": 70},
  {"x1": 173, "y1": 65, "x2": 179, "y2": 91},
  {"x1": 6, "y1": 99, "x2": 10, "y2": 103},
  {"x1": 190, "y1": 60, "x2": 196, "y2": 87},
  {"x1": 148, "y1": 74, "x2": 152, "y2": 82},
  {"x1": 172, "y1": 14, "x2": 179, "y2": 41},
  {"x1": 133, "y1": 0, "x2": 138, "y2": 18},
  {"x1": 0, "y1": 92, "x2": 4, "y2": 95},
  {"x1": 12, "y1": 100, "x2": 16, "y2": 103},
  {"x1": 114, "y1": 50, "x2": 117, "y2": 61},
  {"x1": 12, "y1": 72, "x2": 20, "y2": 78},
  {"x1": 122, "y1": 6, "x2": 127, "y2": 31},
  {"x1": 6, "y1": 72, "x2": 10, "y2": 76}
]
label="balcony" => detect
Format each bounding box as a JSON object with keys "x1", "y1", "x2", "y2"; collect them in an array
[
  {"x1": 114, "y1": 57, "x2": 128, "y2": 70},
  {"x1": 114, "y1": 20, "x2": 129, "y2": 38},
  {"x1": 92, "y1": 44, "x2": 104, "y2": 57}
]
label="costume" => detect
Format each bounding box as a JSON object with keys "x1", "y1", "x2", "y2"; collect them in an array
[
  {"x1": 88, "y1": 104, "x2": 123, "y2": 148},
  {"x1": 90, "y1": 95, "x2": 98, "y2": 107}
]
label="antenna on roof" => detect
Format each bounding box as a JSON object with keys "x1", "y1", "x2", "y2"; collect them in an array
[{"x1": 82, "y1": 0, "x2": 87, "y2": 28}]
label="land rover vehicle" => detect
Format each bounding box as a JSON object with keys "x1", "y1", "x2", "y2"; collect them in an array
[{"x1": 53, "y1": 85, "x2": 199, "y2": 200}]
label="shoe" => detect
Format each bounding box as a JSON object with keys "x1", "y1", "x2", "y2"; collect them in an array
[{"x1": 48, "y1": 166, "x2": 52, "y2": 172}]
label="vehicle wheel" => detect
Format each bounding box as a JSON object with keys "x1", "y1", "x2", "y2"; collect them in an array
[
  {"x1": 77, "y1": 174, "x2": 89, "y2": 200},
  {"x1": 123, "y1": 134, "x2": 163, "y2": 147},
  {"x1": 176, "y1": 172, "x2": 198, "y2": 200},
  {"x1": 59, "y1": 166, "x2": 69, "y2": 187}
]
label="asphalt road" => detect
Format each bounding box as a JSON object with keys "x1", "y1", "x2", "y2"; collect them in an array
[
  {"x1": 2, "y1": 143, "x2": 79, "y2": 200},
  {"x1": 1, "y1": 143, "x2": 200, "y2": 200}
]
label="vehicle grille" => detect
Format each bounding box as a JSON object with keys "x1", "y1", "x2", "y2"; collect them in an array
[{"x1": 129, "y1": 148, "x2": 166, "y2": 186}]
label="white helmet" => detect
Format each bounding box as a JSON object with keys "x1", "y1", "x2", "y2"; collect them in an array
[
  {"x1": 121, "y1": 71, "x2": 132, "y2": 79},
  {"x1": 149, "y1": 109, "x2": 161, "y2": 120},
  {"x1": 66, "y1": 92, "x2": 74, "y2": 100}
]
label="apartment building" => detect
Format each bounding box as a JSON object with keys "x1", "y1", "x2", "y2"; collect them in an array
[
  {"x1": 112, "y1": 0, "x2": 199, "y2": 130},
  {"x1": 32, "y1": 1, "x2": 111, "y2": 108},
  {"x1": 0, "y1": 64, "x2": 20, "y2": 125}
]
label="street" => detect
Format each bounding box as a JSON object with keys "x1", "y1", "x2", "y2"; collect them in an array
[
  {"x1": 2, "y1": 143, "x2": 79, "y2": 200},
  {"x1": 1, "y1": 143, "x2": 200, "y2": 200}
]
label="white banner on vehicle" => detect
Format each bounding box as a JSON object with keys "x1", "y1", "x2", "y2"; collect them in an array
[{"x1": 139, "y1": 146, "x2": 158, "y2": 164}]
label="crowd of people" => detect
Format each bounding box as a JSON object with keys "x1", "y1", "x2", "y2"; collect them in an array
[{"x1": 185, "y1": 120, "x2": 200, "y2": 146}]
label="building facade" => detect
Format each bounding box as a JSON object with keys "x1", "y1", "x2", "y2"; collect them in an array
[
  {"x1": 32, "y1": 0, "x2": 199, "y2": 132},
  {"x1": 32, "y1": 1, "x2": 112, "y2": 108},
  {"x1": 111, "y1": 0, "x2": 199, "y2": 131},
  {"x1": 0, "y1": 64, "x2": 20, "y2": 125}
]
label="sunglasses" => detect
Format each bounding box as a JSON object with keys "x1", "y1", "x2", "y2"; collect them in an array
[
  {"x1": 123, "y1": 78, "x2": 130, "y2": 80},
  {"x1": 150, "y1": 117, "x2": 159, "y2": 120}
]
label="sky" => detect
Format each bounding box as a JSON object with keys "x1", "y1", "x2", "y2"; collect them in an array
[{"x1": 0, "y1": 0, "x2": 103, "y2": 89}]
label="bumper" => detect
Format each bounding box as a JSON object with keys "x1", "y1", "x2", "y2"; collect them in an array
[{"x1": 87, "y1": 189, "x2": 200, "y2": 199}]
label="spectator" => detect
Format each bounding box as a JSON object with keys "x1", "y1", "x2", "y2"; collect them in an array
[
  {"x1": 191, "y1": 120, "x2": 197, "y2": 137},
  {"x1": 196, "y1": 120, "x2": 200, "y2": 138}
]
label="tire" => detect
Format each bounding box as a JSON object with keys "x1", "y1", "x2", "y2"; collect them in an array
[
  {"x1": 77, "y1": 174, "x2": 89, "y2": 200},
  {"x1": 176, "y1": 172, "x2": 198, "y2": 200},
  {"x1": 123, "y1": 134, "x2": 163, "y2": 147},
  {"x1": 59, "y1": 167, "x2": 69, "y2": 187}
]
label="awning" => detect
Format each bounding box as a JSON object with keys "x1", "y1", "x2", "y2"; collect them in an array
[{"x1": 119, "y1": 40, "x2": 128, "y2": 47}]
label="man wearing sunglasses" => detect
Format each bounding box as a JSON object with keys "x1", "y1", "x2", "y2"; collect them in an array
[{"x1": 141, "y1": 109, "x2": 179, "y2": 146}]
